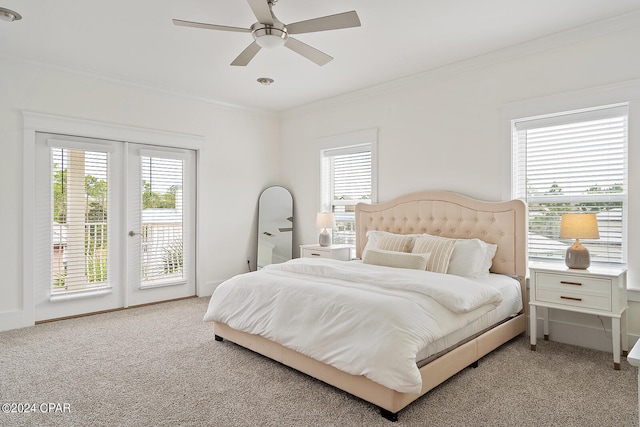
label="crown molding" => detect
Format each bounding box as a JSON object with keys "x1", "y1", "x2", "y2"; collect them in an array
[
  {"x1": 280, "y1": 9, "x2": 640, "y2": 119},
  {"x1": 1, "y1": 53, "x2": 277, "y2": 118}
]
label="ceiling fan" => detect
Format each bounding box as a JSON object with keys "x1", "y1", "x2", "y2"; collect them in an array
[{"x1": 173, "y1": 0, "x2": 361, "y2": 66}]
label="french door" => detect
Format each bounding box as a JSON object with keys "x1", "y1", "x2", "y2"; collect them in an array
[
  {"x1": 126, "y1": 144, "x2": 196, "y2": 306},
  {"x1": 34, "y1": 133, "x2": 196, "y2": 321}
]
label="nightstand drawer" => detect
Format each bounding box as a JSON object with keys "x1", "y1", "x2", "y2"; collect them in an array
[
  {"x1": 300, "y1": 244, "x2": 352, "y2": 261},
  {"x1": 535, "y1": 288, "x2": 611, "y2": 311},
  {"x1": 301, "y1": 248, "x2": 331, "y2": 258},
  {"x1": 534, "y1": 272, "x2": 612, "y2": 296}
]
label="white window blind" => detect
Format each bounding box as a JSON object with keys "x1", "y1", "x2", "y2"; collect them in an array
[
  {"x1": 321, "y1": 144, "x2": 372, "y2": 245},
  {"x1": 51, "y1": 147, "x2": 109, "y2": 293},
  {"x1": 513, "y1": 105, "x2": 628, "y2": 264},
  {"x1": 140, "y1": 155, "x2": 185, "y2": 285}
]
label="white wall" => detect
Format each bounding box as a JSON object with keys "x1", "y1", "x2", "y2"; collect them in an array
[
  {"x1": 0, "y1": 58, "x2": 280, "y2": 330},
  {"x1": 279, "y1": 16, "x2": 640, "y2": 351}
]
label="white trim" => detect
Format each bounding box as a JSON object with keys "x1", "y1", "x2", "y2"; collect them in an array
[
  {"x1": 500, "y1": 78, "x2": 640, "y2": 201},
  {"x1": 122, "y1": 141, "x2": 130, "y2": 309},
  {"x1": 199, "y1": 281, "x2": 224, "y2": 297},
  {"x1": 0, "y1": 311, "x2": 30, "y2": 332},
  {"x1": 317, "y1": 128, "x2": 379, "y2": 208},
  {"x1": 2, "y1": 54, "x2": 276, "y2": 117},
  {"x1": 283, "y1": 11, "x2": 640, "y2": 118},
  {"x1": 530, "y1": 315, "x2": 639, "y2": 354},
  {"x1": 513, "y1": 103, "x2": 628, "y2": 131},
  {"x1": 23, "y1": 111, "x2": 206, "y2": 149},
  {"x1": 317, "y1": 128, "x2": 378, "y2": 149},
  {"x1": 501, "y1": 79, "x2": 640, "y2": 122},
  {"x1": 21, "y1": 126, "x2": 37, "y2": 330}
]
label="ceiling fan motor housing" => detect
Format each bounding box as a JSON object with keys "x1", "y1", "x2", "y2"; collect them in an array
[{"x1": 251, "y1": 21, "x2": 288, "y2": 48}]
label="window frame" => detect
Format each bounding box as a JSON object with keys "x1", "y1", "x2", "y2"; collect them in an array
[
  {"x1": 511, "y1": 104, "x2": 628, "y2": 265},
  {"x1": 318, "y1": 129, "x2": 378, "y2": 245}
]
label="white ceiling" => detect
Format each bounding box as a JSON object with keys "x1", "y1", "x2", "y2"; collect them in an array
[{"x1": 2, "y1": 0, "x2": 639, "y2": 112}]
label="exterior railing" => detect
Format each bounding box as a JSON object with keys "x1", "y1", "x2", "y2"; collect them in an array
[{"x1": 52, "y1": 221, "x2": 183, "y2": 292}]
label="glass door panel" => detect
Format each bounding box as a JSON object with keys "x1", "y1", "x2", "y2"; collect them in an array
[{"x1": 127, "y1": 144, "x2": 196, "y2": 306}]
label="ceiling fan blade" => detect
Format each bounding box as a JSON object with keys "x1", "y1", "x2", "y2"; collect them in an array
[
  {"x1": 284, "y1": 37, "x2": 333, "y2": 66},
  {"x1": 246, "y1": 0, "x2": 274, "y2": 25},
  {"x1": 287, "y1": 11, "x2": 361, "y2": 34},
  {"x1": 173, "y1": 19, "x2": 250, "y2": 33},
  {"x1": 231, "y1": 41, "x2": 262, "y2": 66}
]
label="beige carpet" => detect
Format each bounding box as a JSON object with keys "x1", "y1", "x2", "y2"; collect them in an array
[{"x1": 0, "y1": 297, "x2": 637, "y2": 426}]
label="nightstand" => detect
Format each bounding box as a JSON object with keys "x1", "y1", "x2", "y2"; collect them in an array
[
  {"x1": 299, "y1": 244, "x2": 353, "y2": 261},
  {"x1": 529, "y1": 262, "x2": 628, "y2": 369}
]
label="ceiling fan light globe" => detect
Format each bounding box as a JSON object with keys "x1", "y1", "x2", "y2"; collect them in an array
[{"x1": 256, "y1": 34, "x2": 286, "y2": 49}]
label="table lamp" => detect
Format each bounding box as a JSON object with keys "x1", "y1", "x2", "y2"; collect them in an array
[
  {"x1": 559, "y1": 213, "x2": 599, "y2": 269},
  {"x1": 316, "y1": 212, "x2": 335, "y2": 247}
]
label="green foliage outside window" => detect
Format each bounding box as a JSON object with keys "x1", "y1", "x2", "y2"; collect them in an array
[{"x1": 528, "y1": 182, "x2": 623, "y2": 241}]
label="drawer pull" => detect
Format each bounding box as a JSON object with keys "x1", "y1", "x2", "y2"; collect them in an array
[
  {"x1": 560, "y1": 296, "x2": 582, "y2": 302},
  {"x1": 311, "y1": 253, "x2": 321, "y2": 256},
  {"x1": 560, "y1": 280, "x2": 582, "y2": 286}
]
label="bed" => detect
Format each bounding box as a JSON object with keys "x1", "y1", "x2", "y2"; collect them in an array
[{"x1": 205, "y1": 191, "x2": 527, "y2": 421}]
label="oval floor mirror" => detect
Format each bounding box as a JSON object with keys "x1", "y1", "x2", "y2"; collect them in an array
[{"x1": 257, "y1": 186, "x2": 293, "y2": 269}]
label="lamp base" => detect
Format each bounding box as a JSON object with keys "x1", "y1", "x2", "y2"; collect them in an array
[
  {"x1": 319, "y1": 229, "x2": 331, "y2": 247},
  {"x1": 565, "y1": 239, "x2": 590, "y2": 269}
]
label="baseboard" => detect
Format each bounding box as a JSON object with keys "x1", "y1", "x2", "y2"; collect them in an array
[
  {"x1": 0, "y1": 310, "x2": 33, "y2": 332},
  {"x1": 198, "y1": 281, "x2": 223, "y2": 297},
  {"x1": 531, "y1": 316, "x2": 639, "y2": 353}
]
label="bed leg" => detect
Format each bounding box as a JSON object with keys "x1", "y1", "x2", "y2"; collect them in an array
[
  {"x1": 471, "y1": 360, "x2": 479, "y2": 368},
  {"x1": 214, "y1": 335, "x2": 223, "y2": 342},
  {"x1": 380, "y1": 408, "x2": 398, "y2": 422}
]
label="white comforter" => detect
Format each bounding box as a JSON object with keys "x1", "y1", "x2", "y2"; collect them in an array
[{"x1": 203, "y1": 258, "x2": 503, "y2": 394}]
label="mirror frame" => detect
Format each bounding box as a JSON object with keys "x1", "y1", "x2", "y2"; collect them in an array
[{"x1": 257, "y1": 185, "x2": 293, "y2": 269}]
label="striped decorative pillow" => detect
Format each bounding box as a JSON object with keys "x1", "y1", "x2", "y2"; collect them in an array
[
  {"x1": 412, "y1": 235, "x2": 456, "y2": 274},
  {"x1": 376, "y1": 234, "x2": 414, "y2": 253}
]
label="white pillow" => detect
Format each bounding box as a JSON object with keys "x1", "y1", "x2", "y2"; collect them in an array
[
  {"x1": 478, "y1": 243, "x2": 498, "y2": 278},
  {"x1": 447, "y1": 238, "x2": 489, "y2": 278},
  {"x1": 363, "y1": 248, "x2": 431, "y2": 270}
]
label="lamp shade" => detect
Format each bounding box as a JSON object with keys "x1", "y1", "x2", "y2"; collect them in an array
[
  {"x1": 316, "y1": 212, "x2": 335, "y2": 229},
  {"x1": 559, "y1": 213, "x2": 600, "y2": 239}
]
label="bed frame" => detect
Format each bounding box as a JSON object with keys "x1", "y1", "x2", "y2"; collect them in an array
[{"x1": 213, "y1": 191, "x2": 527, "y2": 421}]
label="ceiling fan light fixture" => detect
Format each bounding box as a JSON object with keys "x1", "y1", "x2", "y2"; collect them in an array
[
  {"x1": 0, "y1": 7, "x2": 21, "y2": 22},
  {"x1": 256, "y1": 34, "x2": 286, "y2": 49}
]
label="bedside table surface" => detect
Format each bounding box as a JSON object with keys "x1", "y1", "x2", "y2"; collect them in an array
[
  {"x1": 529, "y1": 261, "x2": 627, "y2": 278},
  {"x1": 300, "y1": 244, "x2": 354, "y2": 250}
]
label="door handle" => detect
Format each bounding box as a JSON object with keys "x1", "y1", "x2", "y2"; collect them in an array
[{"x1": 128, "y1": 230, "x2": 140, "y2": 237}]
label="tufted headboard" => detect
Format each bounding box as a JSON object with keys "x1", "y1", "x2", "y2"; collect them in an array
[{"x1": 355, "y1": 191, "x2": 527, "y2": 280}]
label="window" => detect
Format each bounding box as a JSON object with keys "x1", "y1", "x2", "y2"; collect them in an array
[
  {"x1": 320, "y1": 139, "x2": 375, "y2": 245},
  {"x1": 140, "y1": 155, "x2": 185, "y2": 285},
  {"x1": 512, "y1": 104, "x2": 628, "y2": 264},
  {"x1": 50, "y1": 144, "x2": 111, "y2": 294}
]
